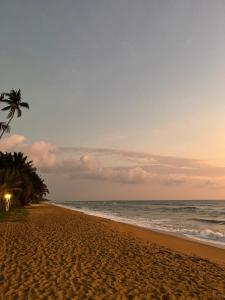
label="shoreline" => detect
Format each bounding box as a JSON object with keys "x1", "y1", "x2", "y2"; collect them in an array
[
  {"x1": 50, "y1": 202, "x2": 225, "y2": 262},
  {"x1": 1, "y1": 203, "x2": 225, "y2": 298}
]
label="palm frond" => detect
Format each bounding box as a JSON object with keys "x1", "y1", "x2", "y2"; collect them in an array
[
  {"x1": 0, "y1": 93, "x2": 5, "y2": 101},
  {"x1": 1, "y1": 105, "x2": 12, "y2": 111},
  {"x1": 20, "y1": 102, "x2": 29, "y2": 109},
  {"x1": 17, "y1": 108, "x2": 22, "y2": 117},
  {"x1": 1, "y1": 99, "x2": 13, "y2": 105}
]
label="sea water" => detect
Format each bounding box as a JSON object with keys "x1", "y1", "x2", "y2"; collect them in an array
[{"x1": 52, "y1": 200, "x2": 225, "y2": 247}]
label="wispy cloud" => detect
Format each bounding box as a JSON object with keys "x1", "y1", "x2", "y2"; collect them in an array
[{"x1": 1, "y1": 135, "x2": 225, "y2": 189}]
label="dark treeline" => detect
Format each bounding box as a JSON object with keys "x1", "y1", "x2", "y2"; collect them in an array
[
  {"x1": 0, "y1": 89, "x2": 49, "y2": 211},
  {"x1": 0, "y1": 152, "x2": 49, "y2": 209}
]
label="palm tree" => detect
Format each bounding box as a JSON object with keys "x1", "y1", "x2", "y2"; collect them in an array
[
  {"x1": 0, "y1": 92, "x2": 4, "y2": 102},
  {"x1": 0, "y1": 152, "x2": 49, "y2": 210},
  {"x1": 0, "y1": 89, "x2": 29, "y2": 139},
  {"x1": 0, "y1": 93, "x2": 10, "y2": 137},
  {"x1": 0, "y1": 122, "x2": 10, "y2": 135}
]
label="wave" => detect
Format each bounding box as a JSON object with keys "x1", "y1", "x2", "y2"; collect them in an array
[
  {"x1": 181, "y1": 229, "x2": 225, "y2": 245},
  {"x1": 51, "y1": 202, "x2": 225, "y2": 247},
  {"x1": 160, "y1": 206, "x2": 201, "y2": 212},
  {"x1": 189, "y1": 218, "x2": 225, "y2": 225}
]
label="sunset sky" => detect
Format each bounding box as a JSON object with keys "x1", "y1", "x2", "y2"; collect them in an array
[{"x1": 1, "y1": 0, "x2": 225, "y2": 200}]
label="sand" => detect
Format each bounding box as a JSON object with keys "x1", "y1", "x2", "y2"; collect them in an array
[{"x1": 0, "y1": 203, "x2": 225, "y2": 299}]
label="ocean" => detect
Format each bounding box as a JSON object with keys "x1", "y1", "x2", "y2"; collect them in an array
[{"x1": 52, "y1": 200, "x2": 225, "y2": 247}]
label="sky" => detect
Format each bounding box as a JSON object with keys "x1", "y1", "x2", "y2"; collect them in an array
[{"x1": 1, "y1": 0, "x2": 225, "y2": 200}]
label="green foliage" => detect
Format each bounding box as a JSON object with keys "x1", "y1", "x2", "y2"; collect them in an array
[{"x1": 0, "y1": 152, "x2": 49, "y2": 209}]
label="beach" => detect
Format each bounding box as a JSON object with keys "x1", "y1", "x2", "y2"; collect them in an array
[{"x1": 0, "y1": 203, "x2": 225, "y2": 299}]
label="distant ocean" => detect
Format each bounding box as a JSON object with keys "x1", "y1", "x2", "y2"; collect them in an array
[{"x1": 52, "y1": 200, "x2": 225, "y2": 247}]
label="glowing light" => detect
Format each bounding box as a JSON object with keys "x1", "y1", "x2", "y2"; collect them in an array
[{"x1": 4, "y1": 193, "x2": 12, "y2": 201}]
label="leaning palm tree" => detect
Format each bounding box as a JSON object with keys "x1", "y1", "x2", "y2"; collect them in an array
[
  {"x1": 0, "y1": 89, "x2": 29, "y2": 139},
  {"x1": 0, "y1": 122, "x2": 10, "y2": 135},
  {"x1": 0, "y1": 94, "x2": 10, "y2": 137}
]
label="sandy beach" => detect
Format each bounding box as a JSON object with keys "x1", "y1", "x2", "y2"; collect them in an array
[{"x1": 0, "y1": 203, "x2": 225, "y2": 299}]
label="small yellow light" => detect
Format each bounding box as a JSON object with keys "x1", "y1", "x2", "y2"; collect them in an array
[{"x1": 4, "y1": 193, "x2": 12, "y2": 201}]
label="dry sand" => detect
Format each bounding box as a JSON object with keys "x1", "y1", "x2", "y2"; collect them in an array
[{"x1": 0, "y1": 203, "x2": 225, "y2": 299}]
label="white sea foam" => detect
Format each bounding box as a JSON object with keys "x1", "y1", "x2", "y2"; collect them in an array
[
  {"x1": 180, "y1": 229, "x2": 225, "y2": 246},
  {"x1": 51, "y1": 201, "x2": 225, "y2": 248}
]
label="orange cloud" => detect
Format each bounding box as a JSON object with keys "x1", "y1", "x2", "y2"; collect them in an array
[
  {"x1": 1, "y1": 135, "x2": 225, "y2": 190},
  {"x1": 0, "y1": 134, "x2": 26, "y2": 150}
]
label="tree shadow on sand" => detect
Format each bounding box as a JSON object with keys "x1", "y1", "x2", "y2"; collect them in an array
[{"x1": 0, "y1": 207, "x2": 29, "y2": 223}]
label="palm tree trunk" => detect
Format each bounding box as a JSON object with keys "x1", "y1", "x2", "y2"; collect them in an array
[{"x1": 0, "y1": 114, "x2": 14, "y2": 139}]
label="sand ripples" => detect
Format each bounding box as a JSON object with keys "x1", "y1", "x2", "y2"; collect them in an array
[{"x1": 0, "y1": 205, "x2": 225, "y2": 299}]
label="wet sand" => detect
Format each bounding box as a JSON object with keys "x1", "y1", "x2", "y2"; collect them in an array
[{"x1": 0, "y1": 203, "x2": 225, "y2": 299}]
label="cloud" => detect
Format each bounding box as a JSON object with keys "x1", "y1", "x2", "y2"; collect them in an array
[
  {"x1": 0, "y1": 134, "x2": 57, "y2": 171},
  {"x1": 0, "y1": 134, "x2": 26, "y2": 150},
  {"x1": 56, "y1": 146, "x2": 225, "y2": 187},
  {"x1": 23, "y1": 141, "x2": 57, "y2": 170},
  {"x1": 1, "y1": 134, "x2": 225, "y2": 188},
  {"x1": 50, "y1": 155, "x2": 98, "y2": 173},
  {"x1": 76, "y1": 166, "x2": 151, "y2": 184},
  {"x1": 60, "y1": 146, "x2": 203, "y2": 168}
]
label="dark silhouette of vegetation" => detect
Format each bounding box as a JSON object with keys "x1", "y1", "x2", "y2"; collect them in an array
[
  {"x1": 0, "y1": 89, "x2": 29, "y2": 139},
  {"x1": 0, "y1": 89, "x2": 49, "y2": 211},
  {"x1": 0, "y1": 152, "x2": 49, "y2": 210},
  {"x1": 0, "y1": 122, "x2": 10, "y2": 135}
]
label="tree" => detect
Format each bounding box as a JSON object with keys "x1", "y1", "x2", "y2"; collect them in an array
[
  {"x1": 0, "y1": 90, "x2": 48, "y2": 211},
  {"x1": 0, "y1": 89, "x2": 29, "y2": 139},
  {"x1": 0, "y1": 152, "x2": 49, "y2": 209},
  {"x1": 0, "y1": 122, "x2": 10, "y2": 134},
  {"x1": 0, "y1": 168, "x2": 22, "y2": 211},
  {"x1": 0, "y1": 93, "x2": 10, "y2": 137}
]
